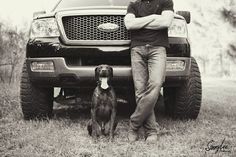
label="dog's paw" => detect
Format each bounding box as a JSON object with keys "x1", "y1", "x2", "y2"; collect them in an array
[
  {"x1": 87, "y1": 120, "x2": 93, "y2": 136},
  {"x1": 91, "y1": 122, "x2": 101, "y2": 138},
  {"x1": 92, "y1": 136, "x2": 99, "y2": 143},
  {"x1": 108, "y1": 137, "x2": 114, "y2": 142}
]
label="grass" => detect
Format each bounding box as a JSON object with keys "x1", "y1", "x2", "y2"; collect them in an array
[{"x1": 0, "y1": 78, "x2": 236, "y2": 157}]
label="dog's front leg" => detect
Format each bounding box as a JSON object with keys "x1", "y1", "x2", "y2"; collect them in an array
[
  {"x1": 109, "y1": 107, "x2": 116, "y2": 142},
  {"x1": 91, "y1": 109, "x2": 99, "y2": 141}
]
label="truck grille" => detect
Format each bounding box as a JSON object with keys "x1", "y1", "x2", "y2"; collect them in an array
[{"x1": 62, "y1": 15, "x2": 131, "y2": 41}]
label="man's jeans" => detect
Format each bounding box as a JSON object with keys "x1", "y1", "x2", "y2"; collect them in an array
[{"x1": 130, "y1": 45, "x2": 166, "y2": 135}]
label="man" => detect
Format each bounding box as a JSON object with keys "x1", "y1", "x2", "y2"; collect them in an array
[{"x1": 124, "y1": 0, "x2": 174, "y2": 142}]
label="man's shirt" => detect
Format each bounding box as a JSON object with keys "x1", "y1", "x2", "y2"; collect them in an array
[{"x1": 127, "y1": 0, "x2": 174, "y2": 48}]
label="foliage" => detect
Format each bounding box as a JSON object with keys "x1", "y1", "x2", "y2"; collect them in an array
[
  {"x1": 0, "y1": 22, "x2": 27, "y2": 84},
  {"x1": 178, "y1": 0, "x2": 236, "y2": 76},
  {"x1": 221, "y1": 0, "x2": 236, "y2": 60},
  {"x1": 222, "y1": 0, "x2": 236, "y2": 27}
]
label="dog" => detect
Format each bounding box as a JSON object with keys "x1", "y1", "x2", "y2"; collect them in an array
[{"x1": 87, "y1": 65, "x2": 118, "y2": 141}]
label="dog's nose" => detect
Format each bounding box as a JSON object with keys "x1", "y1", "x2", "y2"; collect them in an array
[{"x1": 101, "y1": 69, "x2": 106, "y2": 73}]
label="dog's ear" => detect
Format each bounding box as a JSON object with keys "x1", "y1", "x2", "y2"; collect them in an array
[
  {"x1": 95, "y1": 66, "x2": 100, "y2": 80},
  {"x1": 109, "y1": 66, "x2": 113, "y2": 78}
]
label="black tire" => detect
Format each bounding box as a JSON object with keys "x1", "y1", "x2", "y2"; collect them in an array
[
  {"x1": 124, "y1": 86, "x2": 137, "y2": 115},
  {"x1": 176, "y1": 11, "x2": 191, "y2": 24},
  {"x1": 164, "y1": 57, "x2": 202, "y2": 119},
  {"x1": 20, "y1": 62, "x2": 53, "y2": 120}
]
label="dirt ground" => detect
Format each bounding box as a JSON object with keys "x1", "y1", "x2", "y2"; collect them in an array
[{"x1": 0, "y1": 78, "x2": 236, "y2": 157}]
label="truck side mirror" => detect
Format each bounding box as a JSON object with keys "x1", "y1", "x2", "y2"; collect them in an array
[
  {"x1": 176, "y1": 11, "x2": 191, "y2": 24},
  {"x1": 33, "y1": 11, "x2": 46, "y2": 19}
]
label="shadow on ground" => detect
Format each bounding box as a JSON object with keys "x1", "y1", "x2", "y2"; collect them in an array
[{"x1": 52, "y1": 96, "x2": 167, "y2": 124}]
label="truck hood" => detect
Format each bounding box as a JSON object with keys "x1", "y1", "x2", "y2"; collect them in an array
[{"x1": 34, "y1": 6, "x2": 184, "y2": 20}]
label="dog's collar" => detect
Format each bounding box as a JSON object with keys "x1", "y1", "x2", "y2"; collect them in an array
[
  {"x1": 99, "y1": 86, "x2": 111, "y2": 91},
  {"x1": 98, "y1": 83, "x2": 111, "y2": 90},
  {"x1": 97, "y1": 81, "x2": 111, "y2": 90}
]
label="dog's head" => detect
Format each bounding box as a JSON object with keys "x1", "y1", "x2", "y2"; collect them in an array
[{"x1": 95, "y1": 65, "x2": 113, "y2": 90}]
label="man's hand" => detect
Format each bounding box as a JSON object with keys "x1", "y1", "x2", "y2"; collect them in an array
[
  {"x1": 124, "y1": 13, "x2": 155, "y2": 30},
  {"x1": 145, "y1": 11, "x2": 174, "y2": 30}
]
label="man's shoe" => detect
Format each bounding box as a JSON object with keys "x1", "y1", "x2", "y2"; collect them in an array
[
  {"x1": 146, "y1": 134, "x2": 158, "y2": 143},
  {"x1": 127, "y1": 129, "x2": 139, "y2": 142}
]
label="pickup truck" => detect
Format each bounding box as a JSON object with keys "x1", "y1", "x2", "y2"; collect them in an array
[{"x1": 20, "y1": 0, "x2": 202, "y2": 120}]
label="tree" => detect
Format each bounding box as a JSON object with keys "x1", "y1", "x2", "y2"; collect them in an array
[
  {"x1": 222, "y1": 0, "x2": 236, "y2": 26},
  {"x1": 221, "y1": 0, "x2": 236, "y2": 62},
  {"x1": 0, "y1": 23, "x2": 27, "y2": 84}
]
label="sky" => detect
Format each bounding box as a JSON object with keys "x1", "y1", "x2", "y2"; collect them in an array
[
  {"x1": 0, "y1": 0, "x2": 58, "y2": 27},
  {"x1": 0, "y1": 0, "x2": 190, "y2": 28}
]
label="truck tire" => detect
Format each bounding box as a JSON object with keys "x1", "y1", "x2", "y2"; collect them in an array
[
  {"x1": 164, "y1": 57, "x2": 202, "y2": 119},
  {"x1": 20, "y1": 63, "x2": 53, "y2": 120}
]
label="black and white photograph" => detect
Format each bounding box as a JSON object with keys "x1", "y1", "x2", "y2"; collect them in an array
[{"x1": 0, "y1": 0, "x2": 235, "y2": 156}]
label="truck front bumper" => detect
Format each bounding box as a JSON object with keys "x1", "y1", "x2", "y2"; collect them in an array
[{"x1": 26, "y1": 57, "x2": 191, "y2": 87}]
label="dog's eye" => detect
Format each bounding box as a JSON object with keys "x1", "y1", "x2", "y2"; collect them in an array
[
  {"x1": 109, "y1": 68, "x2": 113, "y2": 73},
  {"x1": 96, "y1": 67, "x2": 101, "y2": 72}
]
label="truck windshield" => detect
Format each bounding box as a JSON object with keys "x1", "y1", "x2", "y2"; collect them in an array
[{"x1": 55, "y1": 0, "x2": 131, "y2": 10}]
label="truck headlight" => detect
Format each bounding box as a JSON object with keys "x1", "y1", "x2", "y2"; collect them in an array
[
  {"x1": 30, "y1": 18, "x2": 60, "y2": 39},
  {"x1": 168, "y1": 19, "x2": 187, "y2": 38}
]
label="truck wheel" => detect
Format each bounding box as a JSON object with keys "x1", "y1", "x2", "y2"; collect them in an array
[
  {"x1": 126, "y1": 86, "x2": 137, "y2": 114},
  {"x1": 20, "y1": 63, "x2": 53, "y2": 120},
  {"x1": 164, "y1": 57, "x2": 202, "y2": 119}
]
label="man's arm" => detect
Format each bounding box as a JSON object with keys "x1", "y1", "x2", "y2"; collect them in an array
[
  {"x1": 145, "y1": 10, "x2": 174, "y2": 30},
  {"x1": 124, "y1": 13, "x2": 155, "y2": 30}
]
